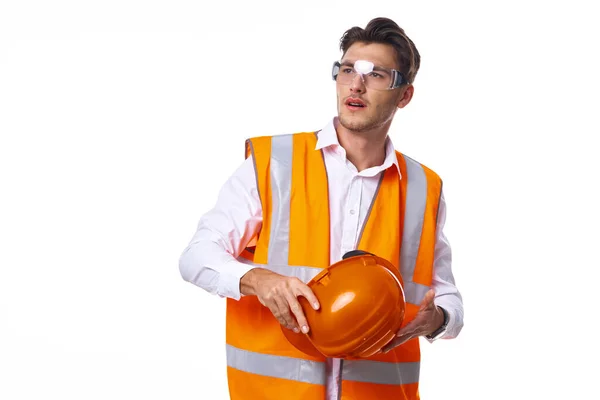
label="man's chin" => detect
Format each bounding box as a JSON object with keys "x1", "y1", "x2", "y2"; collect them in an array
[{"x1": 338, "y1": 114, "x2": 372, "y2": 133}]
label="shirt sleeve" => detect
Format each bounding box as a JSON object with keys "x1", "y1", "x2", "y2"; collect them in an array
[
  {"x1": 430, "y1": 189, "x2": 465, "y2": 340},
  {"x1": 178, "y1": 155, "x2": 263, "y2": 300}
]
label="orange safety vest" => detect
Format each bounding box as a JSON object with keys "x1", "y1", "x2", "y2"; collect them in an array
[{"x1": 225, "y1": 131, "x2": 442, "y2": 400}]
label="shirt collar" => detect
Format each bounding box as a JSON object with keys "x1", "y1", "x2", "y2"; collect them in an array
[{"x1": 315, "y1": 117, "x2": 402, "y2": 178}]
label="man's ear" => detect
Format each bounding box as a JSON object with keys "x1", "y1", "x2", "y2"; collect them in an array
[{"x1": 397, "y1": 85, "x2": 414, "y2": 109}]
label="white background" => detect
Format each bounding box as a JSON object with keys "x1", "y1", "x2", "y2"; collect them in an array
[{"x1": 1, "y1": 1, "x2": 599, "y2": 399}]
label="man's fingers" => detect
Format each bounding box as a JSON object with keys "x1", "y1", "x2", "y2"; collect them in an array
[
  {"x1": 395, "y1": 318, "x2": 419, "y2": 337},
  {"x1": 382, "y1": 327, "x2": 421, "y2": 353},
  {"x1": 381, "y1": 338, "x2": 399, "y2": 353},
  {"x1": 381, "y1": 291, "x2": 437, "y2": 354},
  {"x1": 269, "y1": 302, "x2": 288, "y2": 329},
  {"x1": 285, "y1": 292, "x2": 309, "y2": 333},
  {"x1": 296, "y1": 284, "x2": 320, "y2": 311},
  {"x1": 285, "y1": 280, "x2": 319, "y2": 334},
  {"x1": 274, "y1": 296, "x2": 298, "y2": 331},
  {"x1": 262, "y1": 279, "x2": 320, "y2": 334},
  {"x1": 381, "y1": 335, "x2": 408, "y2": 353}
]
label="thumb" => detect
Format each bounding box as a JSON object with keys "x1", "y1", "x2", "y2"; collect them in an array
[{"x1": 419, "y1": 289, "x2": 435, "y2": 310}]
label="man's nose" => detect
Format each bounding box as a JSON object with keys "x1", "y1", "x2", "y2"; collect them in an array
[{"x1": 349, "y1": 73, "x2": 365, "y2": 93}]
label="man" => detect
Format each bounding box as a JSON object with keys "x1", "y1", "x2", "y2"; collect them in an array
[{"x1": 179, "y1": 16, "x2": 464, "y2": 400}]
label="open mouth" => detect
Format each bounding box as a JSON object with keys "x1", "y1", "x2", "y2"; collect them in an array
[{"x1": 345, "y1": 98, "x2": 366, "y2": 109}]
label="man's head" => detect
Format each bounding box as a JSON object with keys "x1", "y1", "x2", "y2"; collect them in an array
[{"x1": 334, "y1": 17, "x2": 420, "y2": 134}]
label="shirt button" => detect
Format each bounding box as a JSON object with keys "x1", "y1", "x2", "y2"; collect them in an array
[{"x1": 350, "y1": 209, "x2": 355, "y2": 215}]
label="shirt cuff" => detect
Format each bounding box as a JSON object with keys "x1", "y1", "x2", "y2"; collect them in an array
[
  {"x1": 439, "y1": 306, "x2": 456, "y2": 339},
  {"x1": 216, "y1": 258, "x2": 256, "y2": 300},
  {"x1": 426, "y1": 305, "x2": 458, "y2": 341}
]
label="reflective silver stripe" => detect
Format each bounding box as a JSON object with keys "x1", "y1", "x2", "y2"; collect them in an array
[
  {"x1": 245, "y1": 139, "x2": 263, "y2": 210},
  {"x1": 403, "y1": 281, "x2": 430, "y2": 306},
  {"x1": 237, "y1": 257, "x2": 323, "y2": 284},
  {"x1": 342, "y1": 359, "x2": 420, "y2": 385},
  {"x1": 400, "y1": 155, "x2": 428, "y2": 305},
  {"x1": 226, "y1": 344, "x2": 326, "y2": 385},
  {"x1": 356, "y1": 171, "x2": 384, "y2": 246},
  {"x1": 268, "y1": 134, "x2": 294, "y2": 266}
]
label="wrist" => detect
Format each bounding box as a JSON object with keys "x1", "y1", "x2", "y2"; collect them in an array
[
  {"x1": 240, "y1": 268, "x2": 260, "y2": 296},
  {"x1": 425, "y1": 306, "x2": 448, "y2": 341},
  {"x1": 434, "y1": 306, "x2": 446, "y2": 331},
  {"x1": 240, "y1": 267, "x2": 274, "y2": 296}
]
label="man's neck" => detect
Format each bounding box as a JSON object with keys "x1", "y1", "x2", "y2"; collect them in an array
[{"x1": 335, "y1": 120, "x2": 389, "y2": 172}]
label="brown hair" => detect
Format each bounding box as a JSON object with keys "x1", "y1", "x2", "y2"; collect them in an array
[{"x1": 339, "y1": 17, "x2": 421, "y2": 84}]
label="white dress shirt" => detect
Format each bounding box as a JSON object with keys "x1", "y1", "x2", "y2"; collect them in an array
[{"x1": 179, "y1": 117, "x2": 464, "y2": 399}]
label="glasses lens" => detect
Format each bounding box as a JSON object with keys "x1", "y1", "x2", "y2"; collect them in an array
[{"x1": 333, "y1": 61, "x2": 395, "y2": 90}]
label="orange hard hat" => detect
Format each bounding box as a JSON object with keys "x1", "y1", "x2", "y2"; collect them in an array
[{"x1": 281, "y1": 250, "x2": 405, "y2": 359}]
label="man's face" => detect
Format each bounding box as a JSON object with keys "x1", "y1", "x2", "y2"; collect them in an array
[{"x1": 336, "y1": 42, "x2": 413, "y2": 133}]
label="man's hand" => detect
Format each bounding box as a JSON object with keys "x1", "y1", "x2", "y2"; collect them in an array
[
  {"x1": 381, "y1": 289, "x2": 444, "y2": 353},
  {"x1": 240, "y1": 268, "x2": 320, "y2": 334}
]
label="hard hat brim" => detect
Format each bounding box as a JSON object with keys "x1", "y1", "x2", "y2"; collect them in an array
[{"x1": 280, "y1": 325, "x2": 325, "y2": 358}]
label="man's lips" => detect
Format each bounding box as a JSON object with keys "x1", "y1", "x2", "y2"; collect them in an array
[{"x1": 345, "y1": 98, "x2": 366, "y2": 110}]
